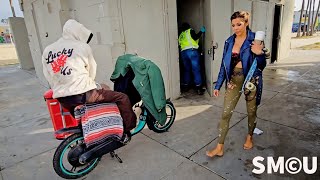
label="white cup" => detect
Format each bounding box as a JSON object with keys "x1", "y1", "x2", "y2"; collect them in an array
[
  {"x1": 254, "y1": 31, "x2": 265, "y2": 45},
  {"x1": 255, "y1": 31, "x2": 265, "y2": 41}
]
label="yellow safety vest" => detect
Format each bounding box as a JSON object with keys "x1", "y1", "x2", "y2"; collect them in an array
[{"x1": 178, "y1": 29, "x2": 199, "y2": 51}]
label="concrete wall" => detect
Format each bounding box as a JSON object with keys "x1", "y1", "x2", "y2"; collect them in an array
[
  {"x1": 21, "y1": 0, "x2": 66, "y2": 85},
  {"x1": 23, "y1": 0, "x2": 46, "y2": 85},
  {"x1": 60, "y1": 0, "x2": 123, "y2": 87},
  {"x1": 166, "y1": 0, "x2": 180, "y2": 99},
  {"x1": 21, "y1": 0, "x2": 179, "y2": 98},
  {"x1": 8, "y1": 17, "x2": 34, "y2": 70},
  {"x1": 234, "y1": 0, "x2": 252, "y2": 17},
  {"x1": 21, "y1": 0, "x2": 294, "y2": 98},
  {"x1": 278, "y1": 0, "x2": 295, "y2": 60},
  {"x1": 22, "y1": 0, "x2": 122, "y2": 87}
]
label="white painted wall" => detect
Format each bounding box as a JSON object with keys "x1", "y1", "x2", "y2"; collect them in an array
[{"x1": 8, "y1": 17, "x2": 34, "y2": 70}]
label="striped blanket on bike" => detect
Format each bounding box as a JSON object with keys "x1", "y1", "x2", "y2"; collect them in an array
[{"x1": 74, "y1": 103, "x2": 124, "y2": 148}]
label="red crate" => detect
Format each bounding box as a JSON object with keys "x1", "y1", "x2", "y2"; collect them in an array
[{"x1": 44, "y1": 90, "x2": 78, "y2": 140}]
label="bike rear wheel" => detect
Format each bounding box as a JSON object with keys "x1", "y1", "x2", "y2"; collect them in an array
[{"x1": 53, "y1": 133, "x2": 100, "y2": 179}]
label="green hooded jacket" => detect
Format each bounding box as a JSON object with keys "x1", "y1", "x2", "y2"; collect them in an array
[{"x1": 110, "y1": 54, "x2": 167, "y2": 125}]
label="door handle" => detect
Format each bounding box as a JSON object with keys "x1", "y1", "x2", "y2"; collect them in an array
[
  {"x1": 213, "y1": 42, "x2": 218, "y2": 49},
  {"x1": 212, "y1": 42, "x2": 218, "y2": 61},
  {"x1": 212, "y1": 47, "x2": 215, "y2": 61}
]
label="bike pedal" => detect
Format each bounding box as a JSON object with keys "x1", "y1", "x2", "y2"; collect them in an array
[{"x1": 121, "y1": 133, "x2": 131, "y2": 145}]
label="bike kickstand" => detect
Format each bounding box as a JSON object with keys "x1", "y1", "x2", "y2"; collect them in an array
[{"x1": 110, "y1": 151, "x2": 123, "y2": 163}]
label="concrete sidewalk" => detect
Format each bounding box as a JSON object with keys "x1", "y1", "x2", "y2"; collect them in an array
[
  {"x1": 0, "y1": 44, "x2": 18, "y2": 67},
  {"x1": 0, "y1": 49, "x2": 320, "y2": 180},
  {"x1": 290, "y1": 32, "x2": 320, "y2": 49}
]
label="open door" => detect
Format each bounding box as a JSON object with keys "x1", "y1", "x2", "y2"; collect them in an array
[
  {"x1": 202, "y1": 0, "x2": 233, "y2": 96},
  {"x1": 203, "y1": 0, "x2": 214, "y2": 96}
]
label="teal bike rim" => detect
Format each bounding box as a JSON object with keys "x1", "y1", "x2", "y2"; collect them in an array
[
  {"x1": 154, "y1": 104, "x2": 175, "y2": 130},
  {"x1": 59, "y1": 137, "x2": 98, "y2": 176}
]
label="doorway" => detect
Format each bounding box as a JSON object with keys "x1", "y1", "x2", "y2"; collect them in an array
[
  {"x1": 176, "y1": 0, "x2": 208, "y2": 95},
  {"x1": 271, "y1": 4, "x2": 282, "y2": 63}
]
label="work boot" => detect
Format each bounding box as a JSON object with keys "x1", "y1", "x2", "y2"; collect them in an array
[
  {"x1": 181, "y1": 85, "x2": 191, "y2": 93},
  {"x1": 196, "y1": 86, "x2": 206, "y2": 95}
]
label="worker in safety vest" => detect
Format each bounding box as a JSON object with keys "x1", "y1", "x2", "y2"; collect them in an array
[{"x1": 178, "y1": 23, "x2": 206, "y2": 95}]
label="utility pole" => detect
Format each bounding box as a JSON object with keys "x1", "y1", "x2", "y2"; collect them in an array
[
  {"x1": 303, "y1": 0, "x2": 310, "y2": 36},
  {"x1": 310, "y1": 0, "x2": 316, "y2": 35},
  {"x1": 313, "y1": 0, "x2": 320, "y2": 32},
  {"x1": 9, "y1": 0, "x2": 16, "y2": 17},
  {"x1": 297, "y1": 0, "x2": 305, "y2": 37},
  {"x1": 307, "y1": 0, "x2": 313, "y2": 35}
]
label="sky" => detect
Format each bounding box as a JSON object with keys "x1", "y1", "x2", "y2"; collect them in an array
[
  {"x1": 295, "y1": 0, "x2": 320, "y2": 11},
  {"x1": 0, "y1": 0, "x2": 23, "y2": 25}
]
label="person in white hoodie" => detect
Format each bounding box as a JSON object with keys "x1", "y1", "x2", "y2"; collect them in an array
[{"x1": 42, "y1": 19, "x2": 136, "y2": 133}]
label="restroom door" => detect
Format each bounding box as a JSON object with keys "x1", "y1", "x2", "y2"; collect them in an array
[
  {"x1": 211, "y1": 0, "x2": 233, "y2": 92},
  {"x1": 202, "y1": 0, "x2": 214, "y2": 96}
]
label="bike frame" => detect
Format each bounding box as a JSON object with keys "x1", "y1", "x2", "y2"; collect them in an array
[{"x1": 130, "y1": 106, "x2": 148, "y2": 136}]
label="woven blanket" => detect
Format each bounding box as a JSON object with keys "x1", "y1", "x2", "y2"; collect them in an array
[{"x1": 74, "y1": 103, "x2": 124, "y2": 148}]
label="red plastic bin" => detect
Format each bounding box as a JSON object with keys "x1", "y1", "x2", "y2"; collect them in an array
[{"x1": 43, "y1": 90, "x2": 78, "y2": 140}]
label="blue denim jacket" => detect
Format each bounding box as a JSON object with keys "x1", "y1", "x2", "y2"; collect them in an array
[{"x1": 214, "y1": 30, "x2": 266, "y2": 105}]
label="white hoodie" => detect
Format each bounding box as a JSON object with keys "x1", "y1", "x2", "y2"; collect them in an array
[{"x1": 42, "y1": 19, "x2": 97, "y2": 98}]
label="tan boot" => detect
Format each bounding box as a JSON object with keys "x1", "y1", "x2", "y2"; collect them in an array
[
  {"x1": 243, "y1": 134, "x2": 253, "y2": 150},
  {"x1": 206, "y1": 143, "x2": 224, "y2": 158}
]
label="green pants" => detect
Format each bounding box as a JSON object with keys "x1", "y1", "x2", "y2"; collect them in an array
[{"x1": 218, "y1": 67, "x2": 257, "y2": 144}]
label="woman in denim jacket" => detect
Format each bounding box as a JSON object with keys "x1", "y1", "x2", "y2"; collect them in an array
[{"x1": 206, "y1": 11, "x2": 267, "y2": 158}]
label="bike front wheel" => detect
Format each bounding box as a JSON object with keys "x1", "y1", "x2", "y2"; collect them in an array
[{"x1": 147, "y1": 101, "x2": 176, "y2": 133}]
